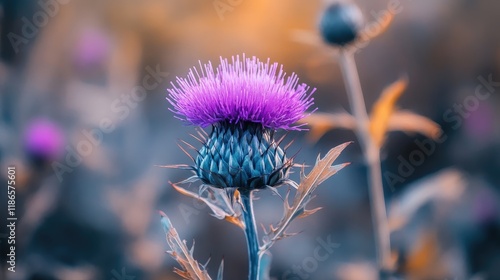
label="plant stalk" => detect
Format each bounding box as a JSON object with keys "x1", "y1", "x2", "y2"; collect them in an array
[
  {"x1": 338, "y1": 50, "x2": 391, "y2": 271},
  {"x1": 240, "y1": 190, "x2": 261, "y2": 280}
]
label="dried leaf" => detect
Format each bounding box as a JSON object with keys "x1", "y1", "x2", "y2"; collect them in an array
[
  {"x1": 170, "y1": 182, "x2": 243, "y2": 229},
  {"x1": 300, "y1": 112, "x2": 356, "y2": 143},
  {"x1": 160, "y1": 211, "x2": 213, "y2": 280},
  {"x1": 296, "y1": 207, "x2": 322, "y2": 219},
  {"x1": 403, "y1": 232, "x2": 440, "y2": 276},
  {"x1": 262, "y1": 142, "x2": 350, "y2": 251},
  {"x1": 387, "y1": 110, "x2": 442, "y2": 140},
  {"x1": 369, "y1": 78, "x2": 408, "y2": 147},
  {"x1": 224, "y1": 216, "x2": 244, "y2": 229}
]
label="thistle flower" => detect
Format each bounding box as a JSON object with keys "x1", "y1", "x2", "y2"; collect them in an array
[
  {"x1": 168, "y1": 55, "x2": 315, "y2": 190},
  {"x1": 24, "y1": 118, "x2": 64, "y2": 164},
  {"x1": 73, "y1": 28, "x2": 111, "y2": 69}
]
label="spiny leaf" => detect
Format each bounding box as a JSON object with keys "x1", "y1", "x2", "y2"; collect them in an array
[
  {"x1": 369, "y1": 78, "x2": 408, "y2": 147},
  {"x1": 296, "y1": 207, "x2": 323, "y2": 219},
  {"x1": 262, "y1": 142, "x2": 350, "y2": 251},
  {"x1": 155, "y1": 164, "x2": 193, "y2": 170},
  {"x1": 170, "y1": 182, "x2": 243, "y2": 228},
  {"x1": 387, "y1": 110, "x2": 442, "y2": 140},
  {"x1": 224, "y1": 216, "x2": 244, "y2": 229},
  {"x1": 299, "y1": 112, "x2": 356, "y2": 143},
  {"x1": 160, "y1": 211, "x2": 212, "y2": 280}
]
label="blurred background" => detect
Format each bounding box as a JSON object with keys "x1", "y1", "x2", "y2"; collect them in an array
[{"x1": 0, "y1": 0, "x2": 499, "y2": 279}]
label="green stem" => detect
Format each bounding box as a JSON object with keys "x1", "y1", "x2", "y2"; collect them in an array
[
  {"x1": 338, "y1": 50, "x2": 391, "y2": 271},
  {"x1": 240, "y1": 190, "x2": 261, "y2": 280}
]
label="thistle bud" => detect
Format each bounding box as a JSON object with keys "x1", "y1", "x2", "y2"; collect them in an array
[
  {"x1": 196, "y1": 122, "x2": 289, "y2": 190},
  {"x1": 319, "y1": 2, "x2": 364, "y2": 46}
]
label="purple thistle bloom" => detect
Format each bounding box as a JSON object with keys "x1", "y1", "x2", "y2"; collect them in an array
[
  {"x1": 168, "y1": 55, "x2": 316, "y2": 190},
  {"x1": 24, "y1": 118, "x2": 64, "y2": 162},
  {"x1": 167, "y1": 55, "x2": 315, "y2": 130},
  {"x1": 73, "y1": 28, "x2": 111, "y2": 69}
]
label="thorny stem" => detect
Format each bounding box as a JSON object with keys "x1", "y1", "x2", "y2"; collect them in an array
[
  {"x1": 338, "y1": 50, "x2": 391, "y2": 271},
  {"x1": 240, "y1": 190, "x2": 261, "y2": 280}
]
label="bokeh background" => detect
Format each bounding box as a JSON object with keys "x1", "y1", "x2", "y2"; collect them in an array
[{"x1": 0, "y1": 0, "x2": 499, "y2": 279}]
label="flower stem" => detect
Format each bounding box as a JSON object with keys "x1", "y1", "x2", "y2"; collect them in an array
[
  {"x1": 240, "y1": 190, "x2": 261, "y2": 280},
  {"x1": 338, "y1": 50, "x2": 391, "y2": 271}
]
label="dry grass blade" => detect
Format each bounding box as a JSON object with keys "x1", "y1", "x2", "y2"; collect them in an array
[
  {"x1": 388, "y1": 110, "x2": 442, "y2": 139},
  {"x1": 369, "y1": 78, "x2": 408, "y2": 147},
  {"x1": 160, "y1": 211, "x2": 213, "y2": 280},
  {"x1": 300, "y1": 112, "x2": 356, "y2": 143},
  {"x1": 263, "y1": 142, "x2": 350, "y2": 250},
  {"x1": 170, "y1": 182, "x2": 243, "y2": 229}
]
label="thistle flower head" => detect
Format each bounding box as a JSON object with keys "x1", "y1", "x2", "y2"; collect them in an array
[
  {"x1": 24, "y1": 118, "x2": 64, "y2": 163},
  {"x1": 168, "y1": 55, "x2": 316, "y2": 190},
  {"x1": 167, "y1": 55, "x2": 315, "y2": 130}
]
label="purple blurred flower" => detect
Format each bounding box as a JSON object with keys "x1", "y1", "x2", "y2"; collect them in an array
[
  {"x1": 73, "y1": 28, "x2": 111, "y2": 69},
  {"x1": 473, "y1": 189, "x2": 498, "y2": 224},
  {"x1": 464, "y1": 103, "x2": 494, "y2": 142},
  {"x1": 24, "y1": 119, "x2": 64, "y2": 161},
  {"x1": 167, "y1": 55, "x2": 315, "y2": 130}
]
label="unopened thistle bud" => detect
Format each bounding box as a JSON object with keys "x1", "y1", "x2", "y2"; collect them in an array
[
  {"x1": 168, "y1": 55, "x2": 315, "y2": 191},
  {"x1": 319, "y1": 2, "x2": 364, "y2": 46}
]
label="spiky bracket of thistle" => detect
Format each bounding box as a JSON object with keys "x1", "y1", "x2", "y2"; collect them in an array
[
  {"x1": 161, "y1": 55, "x2": 350, "y2": 280},
  {"x1": 160, "y1": 211, "x2": 224, "y2": 280}
]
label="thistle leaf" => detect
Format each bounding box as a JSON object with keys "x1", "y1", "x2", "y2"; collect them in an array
[
  {"x1": 369, "y1": 78, "x2": 408, "y2": 147},
  {"x1": 300, "y1": 112, "x2": 356, "y2": 143},
  {"x1": 170, "y1": 182, "x2": 244, "y2": 229},
  {"x1": 296, "y1": 207, "x2": 322, "y2": 219},
  {"x1": 160, "y1": 211, "x2": 213, "y2": 280},
  {"x1": 262, "y1": 142, "x2": 350, "y2": 251},
  {"x1": 387, "y1": 110, "x2": 442, "y2": 140}
]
